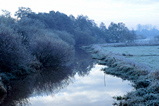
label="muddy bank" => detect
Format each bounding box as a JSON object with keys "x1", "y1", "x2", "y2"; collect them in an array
[{"x1": 82, "y1": 44, "x2": 159, "y2": 106}]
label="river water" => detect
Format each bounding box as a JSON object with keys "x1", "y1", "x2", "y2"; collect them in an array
[
  {"x1": 29, "y1": 64, "x2": 133, "y2": 106},
  {"x1": 0, "y1": 49, "x2": 133, "y2": 106}
]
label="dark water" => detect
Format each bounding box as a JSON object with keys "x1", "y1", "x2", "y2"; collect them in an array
[{"x1": 0, "y1": 49, "x2": 133, "y2": 106}]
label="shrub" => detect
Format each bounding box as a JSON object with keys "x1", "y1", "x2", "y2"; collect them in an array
[
  {"x1": 14, "y1": 17, "x2": 46, "y2": 45},
  {"x1": 0, "y1": 24, "x2": 32, "y2": 73},
  {"x1": 74, "y1": 29, "x2": 96, "y2": 46},
  {"x1": 30, "y1": 35, "x2": 74, "y2": 69},
  {"x1": 0, "y1": 15, "x2": 15, "y2": 26},
  {"x1": 54, "y1": 30, "x2": 75, "y2": 46}
]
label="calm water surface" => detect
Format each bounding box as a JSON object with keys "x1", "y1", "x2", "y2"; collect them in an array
[
  {"x1": 0, "y1": 49, "x2": 133, "y2": 106},
  {"x1": 29, "y1": 64, "x2": 133, "y2": 106}
]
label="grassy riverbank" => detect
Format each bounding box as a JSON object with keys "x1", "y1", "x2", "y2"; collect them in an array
[
  {"x1": 82, "y1": 44, "x2": 159, "y2": 106},
  {"x1": 102, "y1": 45, "x2": 159, "y2": 70}
]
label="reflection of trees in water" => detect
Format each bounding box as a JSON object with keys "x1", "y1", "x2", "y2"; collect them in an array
[
  {"x1": 33, "y1": 67, "x2": 74, "y2": 96},
  {"x1": 72, "y1": 48, "x2": 94, "y2": 76},
  {"x1": 0, "y1": 48, "x2": 94, "y2": 106},
  {"x1": 1, "y1": 67, "x2": 74, "y2": 106}
]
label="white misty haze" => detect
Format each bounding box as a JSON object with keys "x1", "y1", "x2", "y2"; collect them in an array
[{"x1": 0, "y1": 0, "x2": 159, "y2": 29}]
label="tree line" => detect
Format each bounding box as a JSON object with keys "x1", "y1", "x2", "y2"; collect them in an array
[
  {"x1": 0, "y1": 7, "x2": 136, "y2": 82},
  {"x1": 136, "y1": 24, "x2": 159, "y2": 41}
]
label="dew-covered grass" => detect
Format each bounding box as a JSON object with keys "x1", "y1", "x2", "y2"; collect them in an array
[
  {"x1": 101, "y1": 46, "x2": 159, "y2": 71},
  {"x1": 82, "y1": 44, "x2": 159, "y2": 105}
]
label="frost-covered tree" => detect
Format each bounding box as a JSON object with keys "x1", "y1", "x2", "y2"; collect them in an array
[
  {"x1": 154, "y1": 35, "x2": 159, "y2": 42},
  {"x1": 1, "y1": 10, "x2": 11, "y2": 18},
  {"x1": 0, "y1": 24, "x2": 32, "y2": 74},
  {"x1": 15, "y1": 7, "x2": 32, "y2": 19},
  {"x1": 100, "y1": 22, "x2": 107, "y2": 31},
  {"x1": 30, "y1": 35, "x2": 74, "y2": 69},
  {"x1": 108, "y1": 22, "x2": 136, "y2": 43}
]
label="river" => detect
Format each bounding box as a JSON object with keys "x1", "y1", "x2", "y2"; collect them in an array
[{"x1": 0, "y1": 48, "x2": 133, "y2": 106}]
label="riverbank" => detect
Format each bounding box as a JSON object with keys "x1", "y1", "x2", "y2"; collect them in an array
[{"x1": 82, "y1": 44, "x2": 159, "y2": 105}]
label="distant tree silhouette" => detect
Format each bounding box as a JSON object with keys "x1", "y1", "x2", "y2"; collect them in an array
[
  {"x1": 15, "y1": 7, "x2": 32, "y2": 19},
  {"x1": 108, "y1": 22, "x2": 136, "y2": 43}
]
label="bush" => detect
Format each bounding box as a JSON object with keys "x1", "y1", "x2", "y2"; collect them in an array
[
  {"x1": 14, "y1": 17, "x2": 46, "y2": 45},
  {"x1": 54, "y1": 30, "x2": 75, "y2": 46},
  {"x1": 0, "y1": 15, "x2": 15, "y2": 26},
  {"x1": 30, "y1": 35, "x2": 74, "y2": 69},
  {"x1": 0, "y1": 24, "x2": 32, "y2": 73},
  {"x1": 74, "y1": 29, "x2": 95, "y2": 46}
]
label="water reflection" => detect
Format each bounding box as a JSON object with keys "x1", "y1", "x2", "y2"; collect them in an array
[
  {"x1": 30, "y1": 65, "x2": 133, "y2": 106},
  {"x1": 72, "y1": 48, "x2": 95, "y2": 76},
  {"x1": 0, "y1": 48, "x2": 94, "y2": 106},
  {"x1": 0, "y1": 49, "x2": 133, "y2": 106},
  {"x1": 0, "y1": 67, "x2": 74, "y2": 106}
]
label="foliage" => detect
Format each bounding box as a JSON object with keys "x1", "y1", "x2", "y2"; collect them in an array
[
  {"x1": 0, "y1": 24, "x2": 32, "y2": 73},
  {"x1": 0, "y1": 7, "x2": 137, "y2": 82},
  {"x1": 53, "y1": 30, "x2": 75, "y2": 46},
  {"x1": 13, "y1": 17, "x2": 46, "y2": 45},
  {"x1": 1, "y1": 10, "x2": 11, "y2": 18},
  {"x1": 108, "y1": 22, "x2": 136, "y2": 43},
  {"x1": 0, "y1": 15, "x2": 15, "y2": 26},
  {"x1": 30, "y1": 35, "x2": 74, "y2": 69},
  {"x1": 14, "y1": 7, "x2": 32, "y2": 19},
  {"x1": 154, "y1": 35, "x2": 159, "y2": 42},
  {"x1": 25, "y1": 9, "x2": 136, "y2": 45},
  {"x1": 74, "y1": 28, "x2": 96, "y2": 46}
]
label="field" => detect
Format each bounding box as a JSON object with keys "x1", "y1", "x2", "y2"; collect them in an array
[
  {"x1": 83, "y1": 44, "x2": 159, "y2": 105},
  {"x1": 101, "y1": 46, "x2": 159, "y2": 71}
]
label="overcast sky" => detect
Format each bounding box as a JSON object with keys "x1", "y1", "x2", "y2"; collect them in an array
[{"x1": 0, "y1": 0, "x2": 159, "y2": 29}]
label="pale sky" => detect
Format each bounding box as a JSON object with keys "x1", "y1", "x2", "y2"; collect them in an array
[{"x1": 0, "y1": 0, "x2": 159, "y2": 29}]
